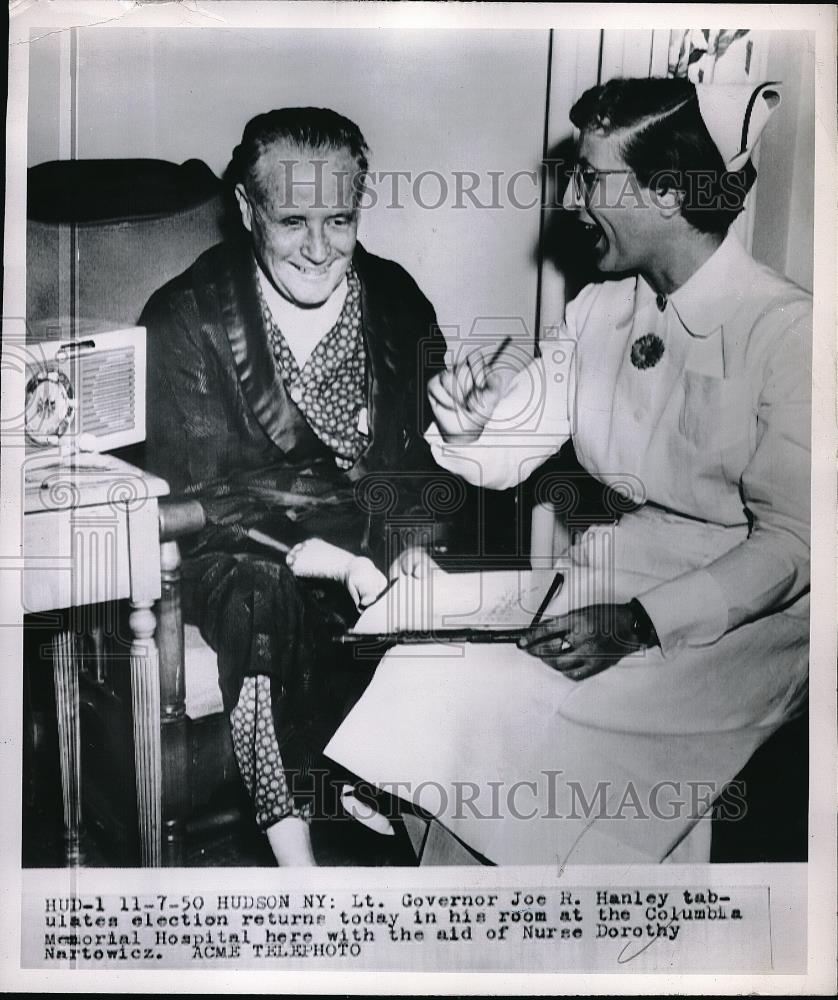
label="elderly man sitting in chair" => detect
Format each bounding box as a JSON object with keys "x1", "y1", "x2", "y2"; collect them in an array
[{"x1": 141, "y1": 108, "x2": 450, "y2": 866}]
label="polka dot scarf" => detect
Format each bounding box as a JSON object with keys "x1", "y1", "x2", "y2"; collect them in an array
[{"x1": 259, "y1": 267, "x2": 368, "y2": 470}]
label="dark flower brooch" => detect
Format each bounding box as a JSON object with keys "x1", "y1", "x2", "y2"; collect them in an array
[{"x1": 630, "y1": 333, "x2": 665, "y2": 370}]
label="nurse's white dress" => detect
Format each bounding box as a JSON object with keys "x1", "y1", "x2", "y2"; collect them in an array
[{"x1": 325, "y1": 233, "x2": 811, "y2": 864}]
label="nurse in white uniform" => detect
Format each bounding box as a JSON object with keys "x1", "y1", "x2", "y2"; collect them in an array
[{"x1": 326, "y1": 77, "x2": 811, "y2": 864}]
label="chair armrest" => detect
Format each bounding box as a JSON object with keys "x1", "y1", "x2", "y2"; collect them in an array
[{"x1": 158, "y1": 498, "x2": 206, "y2": 542}]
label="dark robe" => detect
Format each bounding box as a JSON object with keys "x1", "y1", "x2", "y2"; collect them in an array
[{"x1": 140, "y1": 238, "x2": 453, "y2": 806}]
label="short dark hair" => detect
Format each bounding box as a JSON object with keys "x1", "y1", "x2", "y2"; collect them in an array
[
  {"x1": 229, "y1": 107, "x2": 370, "y2": 203},
  {"x1": 569, "y1": 77, "x2": 756, "y2": 234}
]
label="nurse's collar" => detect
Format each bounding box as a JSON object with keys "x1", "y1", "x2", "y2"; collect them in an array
[{"x1": 667, "y1": 231, "x2": 751, "y2": 338}]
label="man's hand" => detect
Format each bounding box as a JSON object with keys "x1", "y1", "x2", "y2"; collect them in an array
[
  {"x1": 428, "y1": 351, "x2": 507, "y2": 444},
  {"x1": 518, "y1": 603, "x2": 652, "y2": 681},
  {"x1": 286, "y1": 538, "x2": 387, "y2": 610},
  {"x1": 345, "y1": 556, "x2": 388, "y2": 610}
]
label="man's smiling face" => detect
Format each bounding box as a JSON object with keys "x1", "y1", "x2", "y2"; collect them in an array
[{"x1": 236, "y1": 141, "x2": 359, "y2": 308}]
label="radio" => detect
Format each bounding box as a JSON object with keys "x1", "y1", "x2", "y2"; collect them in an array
[{"x1": 24, "y1": 319, "x2": 146, "y2": 456}]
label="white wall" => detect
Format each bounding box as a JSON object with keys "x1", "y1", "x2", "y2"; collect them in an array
[
  {"x1": 751, "y1": 32, "x2": 815, "y2": 292},
  {"x1": 28, "y1": 27, "x2": 550, "y2": 342},
  {"x1": 27, "y1": 33, "x2": 63, "y2": 164}
]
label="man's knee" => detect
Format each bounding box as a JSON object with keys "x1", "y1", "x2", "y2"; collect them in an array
[
  {"x1": 222, "y1": 553, "x2": 299, "y2": 601},
  {"x1": 189, "y1": 551, "x2": 303, "y2": 638}
]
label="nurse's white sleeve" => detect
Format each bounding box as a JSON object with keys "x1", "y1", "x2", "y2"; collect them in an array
[
  {"x1": 425, "y1": 340, "x2": 574, "y2": 491},
  {"x1": 639, "y1": 303, "x2": 812, "y2": 656}
]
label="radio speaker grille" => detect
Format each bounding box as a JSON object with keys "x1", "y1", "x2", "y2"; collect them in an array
[{"x1": 78, "y1": 346, "x2": 136, "y2": 437}]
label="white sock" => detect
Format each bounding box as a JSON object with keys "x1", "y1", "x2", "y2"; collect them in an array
[{"x1": 265, "y1": 815, "x2": 317, "y2": 866}]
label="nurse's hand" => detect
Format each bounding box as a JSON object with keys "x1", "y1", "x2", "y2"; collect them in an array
[
  {"x1": 518, "y1": 603, "x2": 647, "y2": 681},
  {"x1": 389, "y1": 545, "x2": 438, "y2": 580},
  {"x1": 428, "y1": 353, "x2": 506, "y2": 444}
]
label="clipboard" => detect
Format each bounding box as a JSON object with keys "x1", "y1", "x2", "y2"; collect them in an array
[{"x1": 337, "y1": 569, "x2": 564, "y2": 645}]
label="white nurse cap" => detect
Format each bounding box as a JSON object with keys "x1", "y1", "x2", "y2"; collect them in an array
[{"x1": 694, "y1": 82, "x2": 782, "y2": 172}]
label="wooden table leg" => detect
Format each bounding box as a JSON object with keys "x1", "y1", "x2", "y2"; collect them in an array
[
  {"x1": 51, "y1": 627, "x2": 83, "y2": 865},
  {"x1": 129, "y1": 600, "x2": 162, "y2": 867},
  {"x1": 158, "y1": 539, "x2": 189, "y2": 867}
]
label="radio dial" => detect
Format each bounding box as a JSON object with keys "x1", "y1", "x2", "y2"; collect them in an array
[{"x1": 25, "y1": 368, "x2": 75, "y2": 446}]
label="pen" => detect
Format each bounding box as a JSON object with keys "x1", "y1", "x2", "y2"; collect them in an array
[
  {"x1": 371, "y1": 574, "x2": 400, "y2": 603},
  {"x1": 529, "y1": 571, "x2": 564, "y2": 628},
  {"x1": 526, "y1": 571, "x2": 573, "y2": 653}
]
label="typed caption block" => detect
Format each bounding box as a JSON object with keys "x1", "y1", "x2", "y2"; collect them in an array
[{"x1": 23, "y1": 884, "x2": 773, "y2": 973}]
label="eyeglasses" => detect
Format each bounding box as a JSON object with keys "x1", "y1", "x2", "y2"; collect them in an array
[{"x1": 571, "y1": 163, "x2": 635, "y2": 201}]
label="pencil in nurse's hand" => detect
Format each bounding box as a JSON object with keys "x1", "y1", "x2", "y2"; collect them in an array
[
  {"x1": 487, "y1": 334, "x2": 513, "y2": 370},
  {"x1": 529, "y1": 571, "x2": 564, "y2": 628},
  {"x1": 462, "y1": 335, "x2": 514, "y2": 407}
]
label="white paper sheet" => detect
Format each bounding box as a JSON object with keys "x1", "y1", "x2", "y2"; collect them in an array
[{"x1": 351, "y1": 568, "x2": 560, "y2": 635}]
